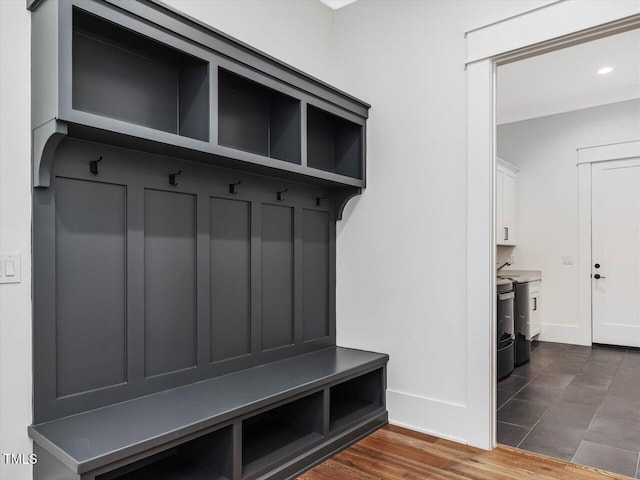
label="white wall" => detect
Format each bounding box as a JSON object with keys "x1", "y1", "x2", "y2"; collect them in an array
[
  {"x1": 498, "y1": 99, "x2": 640, "y2": 345},
  {"x1": 162, "y1": 0, "x2": 336, "y2": 83},
  {"x1": 0, "y1": 2, "x2": 33, "y2": 480},
  {"x1": 329, "y1": 0, "x2": 551, "y2": 444}
]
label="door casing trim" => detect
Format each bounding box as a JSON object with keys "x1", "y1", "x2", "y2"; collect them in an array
[{"x1": 466, "y1": 1, "x2": 640, "y2": 450}]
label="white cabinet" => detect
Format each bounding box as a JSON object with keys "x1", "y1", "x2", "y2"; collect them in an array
[
  {"x1": 529, "y1": 280, "x2": 541, "y2": 338},
  {"x1": 496, "y1": 158, "x2": 518, "y2": 246}
]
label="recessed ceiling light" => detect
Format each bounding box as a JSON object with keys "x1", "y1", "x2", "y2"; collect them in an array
[{"x1": 597, "y1": 67, "x2": 614, "y2": 75}]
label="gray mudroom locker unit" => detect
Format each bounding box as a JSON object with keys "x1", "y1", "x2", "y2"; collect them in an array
[{"x1": 27, "y1": 1, "x2": 389, "y2": 479}]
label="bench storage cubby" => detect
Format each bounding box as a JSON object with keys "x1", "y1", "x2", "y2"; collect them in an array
[
  {"x1": 242, "y1": 393, "x2": 323, "y2": 479},
  {"x1": 29, "y1": 1, "x2": 386, "y2": 479},
  {"x1": 96, "y1": 426, "x2": 233, "y2": 480},
  {"x1": 330, "y1": 369, "x2": 385, "y2": 433}
]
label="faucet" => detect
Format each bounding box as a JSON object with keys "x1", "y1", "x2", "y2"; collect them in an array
[{"x1": 497, "y1": 261, "x2": 511, "y2": 271}]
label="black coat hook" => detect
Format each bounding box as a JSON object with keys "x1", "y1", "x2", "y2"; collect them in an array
[
  {"x1": 169, "y1": 170, "x2": 182, "y2": 186},
  {"x1": 316, "y1": 195, "x2": 327, "y2": 206},
  {"x1": 90, "y1": 156, "x2": 103, "y2": 175},
  {"x1": 229, "y1": 180, "x2": 241, "y2": 195},
  {"x1": 277, "y1": 189, "x2": 288, "y2": 201}
]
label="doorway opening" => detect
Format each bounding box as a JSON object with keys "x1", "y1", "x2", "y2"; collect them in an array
[{"x1": 494, "y1": 28, "x2": 640, "y2": 477}]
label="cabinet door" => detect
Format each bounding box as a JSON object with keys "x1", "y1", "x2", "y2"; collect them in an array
[
  {"x1": 529, "y1": 293, "x2": 541, "y2": 337},
  {"x1": 496, "y1": 168, "x2": 504, "y2": 242},
  {"x1": 501, "y1": 171, "x2": 517, "y2": 245}
]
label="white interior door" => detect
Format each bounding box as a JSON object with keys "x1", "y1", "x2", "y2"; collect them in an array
[{"x1": 592, "y1": 158, "x2": 640, "y2": 347}]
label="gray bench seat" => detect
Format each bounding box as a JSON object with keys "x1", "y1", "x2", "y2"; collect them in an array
[{"x1": 29, "y1": 347, "x2": 388, "y2": 479}]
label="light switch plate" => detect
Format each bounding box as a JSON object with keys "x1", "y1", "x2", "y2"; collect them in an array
[
  {"x1": 0, "y1": 252, "x2": 21, "y2": 284},
  {"x1": 561, "y1": 255, "x2": 575, "y2": 266}
]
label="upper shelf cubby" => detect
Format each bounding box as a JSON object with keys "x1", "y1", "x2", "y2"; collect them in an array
[
  {"x1": 307, "y1": 105, "x2": 363, "y2": 180},
  {"x1": 31, "y1": 0, "x2": 370, "y2": 191},
  {"x1": 218, "y1": 68, "x2": 301, "y2": 164},
  {"x1": 72, "y1": 8, "x2": 210, "y2": 142}
]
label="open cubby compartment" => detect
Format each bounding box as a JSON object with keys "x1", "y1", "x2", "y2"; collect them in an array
[
  {"x1": 307, "y1": 105, "x2": 363, "y2": 179},
  {"x1": 330, "y1": 369, "x2": 384, "y2": 433},
  {"x1": 96, "y1": 426, "x2": 233, "y2": 480},
  {"x1": 72, "y1": 8, "x2": 209, "y2": 142},
  {"x1": 218, "y1": 68, "x2": 301, "y2": 164},
  {"x1": 242, "y1": 392, "x2": 323, "y2": 479}
]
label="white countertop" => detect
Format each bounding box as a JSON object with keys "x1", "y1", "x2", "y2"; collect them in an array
[{"x1": 497, "y1": 269, "x2": 542, "y2": 282}]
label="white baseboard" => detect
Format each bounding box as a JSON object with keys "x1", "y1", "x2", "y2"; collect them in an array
[
  {"x1": 386, "y1": 390, "x2": 471, "y2": 447},
  {"x1": 538, "y1": 323, "x2": 591, "y2": 346},
  {"x1": 388, "y1": 420, "x2": 469, "y2": 445}
]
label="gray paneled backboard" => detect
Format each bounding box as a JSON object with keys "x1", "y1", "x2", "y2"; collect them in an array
[
  {"x1": 210, "y1": 197, "x2": 251, "y2": 362},
  {"x1": 33, "y1": 138, "x2": 336, "y2": 422},
  {"x1": 261, "y1": 205, "x2": 294, "y2": 351},
  {"x1": 55, "y1": 177, "x2": 127, "y2": 397},
  {"x1": 303, "y1": 209, "x2": 330, "y2": 341},
  {"x1": 144, "y1": 189, "x2": 197, "y2": 377}
]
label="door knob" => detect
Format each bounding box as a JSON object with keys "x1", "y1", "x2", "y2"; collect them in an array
[{"x1": 594, "y1": 273, "x2": 606, "y2": 279}]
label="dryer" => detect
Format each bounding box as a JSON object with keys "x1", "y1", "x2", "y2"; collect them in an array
[{"x1": 497, "y1": 278, "x2": 515, "y2": 380}]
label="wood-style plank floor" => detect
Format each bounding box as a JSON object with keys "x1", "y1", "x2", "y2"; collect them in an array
[{"x1": 300, "y1": 425, "x2": 629, "y2": 480}]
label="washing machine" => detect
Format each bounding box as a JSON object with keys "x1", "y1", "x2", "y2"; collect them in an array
[{"x1": 513, "y1": 279, "x2": 532, "y2": 366}]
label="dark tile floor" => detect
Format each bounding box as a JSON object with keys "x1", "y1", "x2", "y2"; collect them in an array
[{"x1": 498, "y1": 341, "x2": 640, "y2": 478}]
